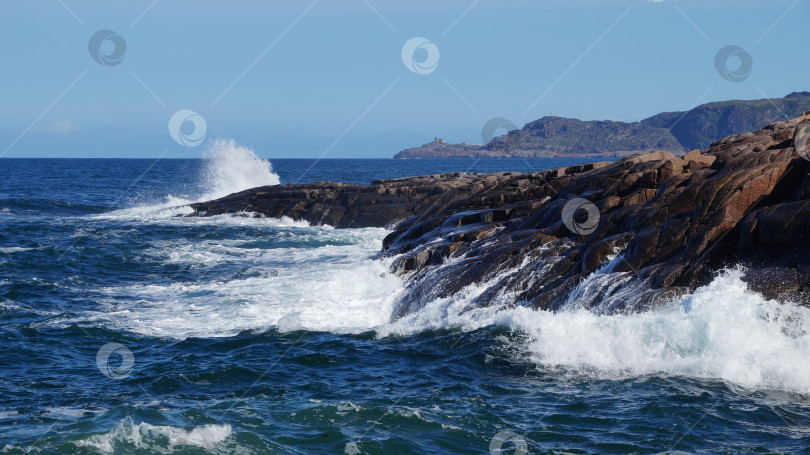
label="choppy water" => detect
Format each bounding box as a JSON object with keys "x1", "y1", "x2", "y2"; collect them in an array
[{"x1": 1, "y1": 142, "x2": 809, "y2": 454}]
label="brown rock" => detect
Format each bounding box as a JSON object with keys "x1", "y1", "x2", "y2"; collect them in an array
[{"x1": 189, "y1": 113, "x2": 810, "y2": 314}]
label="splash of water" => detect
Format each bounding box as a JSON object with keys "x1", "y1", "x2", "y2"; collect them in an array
[
  {"x1": 82, "y1": 144, "x2": 810, "y2": 395},
  {"x1": 64, "y1": 214, "x2": 810, "y2": 395},
  {"x1": 201, "y1": 139, "x2": 280, "y2": 201},
  {"x1": 383, "y1": 268, "x2": 810, "y2": 395},
  {"x1": 102, "y1": 139, "x2": 280, "y2": 219}
]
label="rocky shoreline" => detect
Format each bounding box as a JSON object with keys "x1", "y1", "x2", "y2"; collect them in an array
[{"x1": 189, "y1": 113, "x2": 810, "y2": 314}]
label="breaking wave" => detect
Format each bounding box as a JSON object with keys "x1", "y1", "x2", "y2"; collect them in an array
[{"x1": 100, "y1": 139, "x2": 280, "y2": 219}]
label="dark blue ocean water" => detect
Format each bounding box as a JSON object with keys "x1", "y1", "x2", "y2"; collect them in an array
[{"x1": 1, "y1": 154, "x2": 809, "y2": 454}]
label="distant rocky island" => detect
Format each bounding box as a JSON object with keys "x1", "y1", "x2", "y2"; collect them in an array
[{"x1": 394, "y1": 92, "x2": 810, "y2": 158}]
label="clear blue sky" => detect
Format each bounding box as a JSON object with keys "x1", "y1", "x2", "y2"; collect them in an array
[{"x1": 0, "y1": 0, "x2": 807, "y2": 158}]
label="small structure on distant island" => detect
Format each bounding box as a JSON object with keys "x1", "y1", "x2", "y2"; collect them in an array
[{"x1": 433, "y1": 137, "x2": 445, "y2": 144}]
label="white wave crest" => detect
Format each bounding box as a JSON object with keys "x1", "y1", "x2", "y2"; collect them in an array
[
  {"x1": 78, "y1": 417, "x2": 232, "y2": 454},
  {"x1": 99, "y1": 139, "x2": 280, "y2": 220},
  {"x1": 383, "y1": 268, "x2": 810, "y2": 395},
  {"x1": 0, "y1": 247, "x2": 34, "y2": 254},
  {"x1": 202, "y1": 138, "x2": 280, "y2": 200},
  {"x1": 67, "y1": 227, "x2": 403, "y2": 339}
]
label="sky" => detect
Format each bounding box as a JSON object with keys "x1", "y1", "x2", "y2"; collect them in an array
[{"x1": 0, "y1": 0, "x2": 807, "y2": 158}]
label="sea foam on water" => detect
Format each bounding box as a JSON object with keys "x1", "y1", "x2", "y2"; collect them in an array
[
  {"x1": 393, "y1": 268, "x2": 810, "y2": 395},
  {"x1": 78, "y1": 139, "x2": 810, "y2": 396}
]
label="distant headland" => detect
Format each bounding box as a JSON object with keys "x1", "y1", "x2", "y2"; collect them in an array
[{"x1": 394, "y1": 92, "x2": 810, "y2": 158}]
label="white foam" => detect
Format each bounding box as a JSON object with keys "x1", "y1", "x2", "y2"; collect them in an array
[
  {"x1": 0, "y1": 411, "x2": 19, "y2": 420},
  {"x1": 78, "y1": 232, "x2": 810, "y2": 395},
  {"x1": 68, "y1": 227, "x2": 403, "y2": 339},
  {"x1": 98, "y1": 139, "x2": 280, "y2": 221},
  {"x1": 42, "y1": 407, "x2": 107, "y2": 420},
  {"x1": 383, "y1": 268, "x2": 810, "y2": 395},
  {"x1": 78, "y1": 418, "x2": 232, "y2": 454},
  {"x1": 57, "y1": 140, "x2": 810, "y2": 397},
  {"x1": 202, "y1": 138, "x2": 279, "y2": 199},
  {"x1": 0, "y1": 247, "x2": 34, "y2": 254}
]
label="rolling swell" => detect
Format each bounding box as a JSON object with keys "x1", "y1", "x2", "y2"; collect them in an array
[
  {"x1": 0, "y1": 197, "x2": 106, "y2": 216},
  {"x1": 3, "y1": 321, "x2": 808, "y2": 454}
]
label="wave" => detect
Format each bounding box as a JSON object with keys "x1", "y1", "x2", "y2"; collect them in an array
[
  {"x1": 0, "y1": 246, "x2": 35, "y2": 254},
  {"x1": 60, "y1": 227, "x2": 402, "y2": 339},
  {"x1": 44, "y1": 139, "x2": 810, "y2": 396},
  {"x1": 77, "y1": 417, "x2": 232, "y2": 454},
  {"x1": 100, "y1": 139, "x2": 280, "y2": 220},
  {"x1": 56, "y1": 212, "x2": 810, "y2": 395},
  {"x1": 0, "y1": 198, "x2": 107, "y2": 216},
  {"x1": 383, "y1": 268, "x2": 810, "y2": 395},
  {"x1": 202, "y1": 138, "x2": 280, "y2": 200}
]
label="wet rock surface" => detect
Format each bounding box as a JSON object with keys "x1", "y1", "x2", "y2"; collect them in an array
[
  {"x1": 188, "y1": 172, "x2": 525, "y2": 229},
  {"x1": 190, "y1": 113, "x2": 810, "y2": 315}
]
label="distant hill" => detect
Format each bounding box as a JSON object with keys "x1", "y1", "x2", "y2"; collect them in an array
[
  {"x1": 393, "y1": 92, "x2": 810, "y2": 158},
  {"x1": 641, "y1": 91, "x2": 810, "y2": 150},
  {"x1": 486, "y1": 117, "x2": 683, "y2": 157},
  {"x1": 394, "y1": 139, "x2": 487, "y2": 158}
]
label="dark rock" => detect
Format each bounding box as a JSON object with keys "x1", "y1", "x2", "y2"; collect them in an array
[{"x1": 189, "y1": 112, "x2": 810, "y2": 315}]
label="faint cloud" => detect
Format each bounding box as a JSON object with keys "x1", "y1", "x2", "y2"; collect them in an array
[{"x1": 41, "y1": 119, "x2": 76, "y2": 134}]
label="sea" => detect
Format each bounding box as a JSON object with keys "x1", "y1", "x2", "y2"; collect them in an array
[{"x1": 1, "y1": 140, "x2": 809, "y2": 454}]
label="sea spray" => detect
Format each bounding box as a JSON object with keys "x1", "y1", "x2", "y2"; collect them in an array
[
  {"x1": 201, "y1": 139, "x2": 280, "y2": 200},
  {"x1": 99, "y1": 139, "x2": 281, "y2": 219},
  {"x1": 64, "y1": 226, "x2": 402, "y2": 338},
  {"x1": 83, "y1": 225, "x2": 810, "y2": 396},
  {"x1": 57, "y1": 150, "x2": 810, "y2": 395},
  {"x1": 384, "y1": 268, "x2": 810, "y2": 395},
  {"x1": 5, "y1": 158, "x2": 810, "y2": 453}
]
